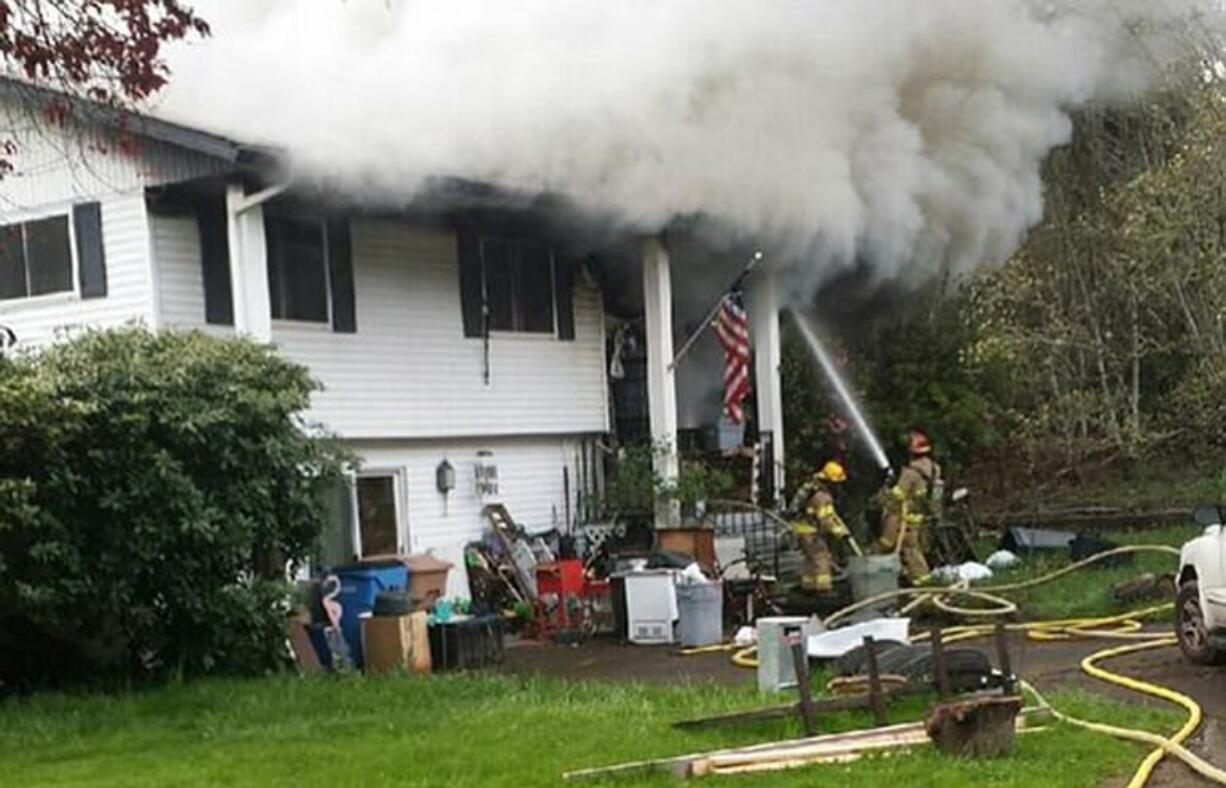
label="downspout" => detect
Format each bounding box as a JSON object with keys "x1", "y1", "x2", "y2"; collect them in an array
[{"x1": 224, "y1": 178, "x2": 291, "y2": 339}]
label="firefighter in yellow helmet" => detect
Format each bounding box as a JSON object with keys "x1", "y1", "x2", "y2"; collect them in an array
[
  {"x1": 878, "y1": 427, "x2": 944, "y2": 583},
  {"x1": 788, "y1": 460, "x2": 852, "y2": 593}
]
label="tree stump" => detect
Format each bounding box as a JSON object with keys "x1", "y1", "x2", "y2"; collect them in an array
[{"x1": 925, "y1": 695, "x2": 1023, "y2": 758}]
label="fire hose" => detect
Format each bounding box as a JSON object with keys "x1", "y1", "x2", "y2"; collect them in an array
[{"x1": 701, "y1": 543, "x2": 1225, "y2": 786}]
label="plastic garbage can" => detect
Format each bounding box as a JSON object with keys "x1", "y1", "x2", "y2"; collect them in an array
[
  {"x1": 333, "y1": 562, "x2": 409, "y2": 668},
  {"x1": 676, "y1": 580, "x2": 723, "y2": 647},
  {"x1": 845, "y1": 554, "x2": 900, "y2": 604}
]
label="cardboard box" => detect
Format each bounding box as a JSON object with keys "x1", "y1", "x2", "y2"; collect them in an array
[{"x1": 363, "y1": 612, "x2": 431, "y2": 675}]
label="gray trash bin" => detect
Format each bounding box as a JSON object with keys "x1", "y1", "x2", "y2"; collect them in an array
[{"x1": 676, "y1": 580, "x2": 723, "y2": 647}]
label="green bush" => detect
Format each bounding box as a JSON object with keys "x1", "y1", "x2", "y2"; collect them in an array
[{"x1": 0, "y1": 328, "x2": 347, "y2": 688}]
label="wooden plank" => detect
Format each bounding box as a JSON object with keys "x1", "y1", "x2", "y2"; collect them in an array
[
  {"x1": 863, "y1": 636, "x2": 888, "y2": 727},
  {"x1": 791, "y1": 636, "x2": 818, "y2": 736},
  {"x1": 994, "y1": 622, "x2": 1015, "y2": 694},
  {"x1": 931, "y1": 627, "x2": 951, "y2": 699},
  {"x1": 564, "y1": 720, "x2": 932, "y2": 782},
  {"x1": 566, "y1": 713, "x2": 1047, "y2": 782}
]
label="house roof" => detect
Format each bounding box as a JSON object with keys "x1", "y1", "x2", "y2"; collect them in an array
[
  {"x1": 0, "y1": 77, "x2": 281, "y2": 170},
  {"x1": 0, "y1": 79, "x2": 594, "y2": 226}
]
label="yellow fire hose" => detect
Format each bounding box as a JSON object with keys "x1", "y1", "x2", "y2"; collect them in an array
[{"x1": 684, "y1": 542, "x2": 1224, "y2": 786}]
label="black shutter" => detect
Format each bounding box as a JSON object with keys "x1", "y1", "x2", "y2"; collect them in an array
[
  {"x1": 555, "y1": 255, "x2": 576, "y2": 341},
  {"x1": 73, "y1": 202, "x2": 107, "y2": 299},
  {"x1": 196, "y1": 197, "x2": 233, "y2": 325},
  {"x1": 327, "y1": 219, "x2": 356, "y2": 333},
  {"x1": 457, "y1": 229, "x2": 484, "y2": 338}
]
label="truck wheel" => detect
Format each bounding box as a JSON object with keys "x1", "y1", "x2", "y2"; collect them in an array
[{"x1": 1176, "y1": 580, "x2": 1226, "y2": 665}]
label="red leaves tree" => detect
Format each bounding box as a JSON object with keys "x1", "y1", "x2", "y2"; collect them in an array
[{"x1": 0, "y1": 1, "x2": 210, "y2": 172}]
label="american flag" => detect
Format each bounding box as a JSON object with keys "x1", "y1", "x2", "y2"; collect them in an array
[{"x1": 713, "y1": 288, "x2": 751, "y2": 423}]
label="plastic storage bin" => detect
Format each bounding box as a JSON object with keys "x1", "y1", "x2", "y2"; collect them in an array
[
  {"x1": 333, "y1": 562, "x2": 409, "y2": 667},
  {"x1": 404, "y1": 554, "x2": 452, "y2": 609},
  {"x1": 429, "y1": 615, "x2": 504, "y2": 671},
  {"x1": 676, "y1": 580, "x2": 723, "y2": 647}
]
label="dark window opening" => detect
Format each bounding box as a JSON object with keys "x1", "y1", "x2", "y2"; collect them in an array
[
  {"x1": 356, "y1": 475, "x2": 399, "y2": 557},
  {"x1": 0, "y1": 215, "x2": 73, "y2": 301},
  {"x1": 480, "y1": 238, "x2": 555, "y2": 333},
  {"x1": 265, "y1": 215, "x2": 329, "y2": 323}
]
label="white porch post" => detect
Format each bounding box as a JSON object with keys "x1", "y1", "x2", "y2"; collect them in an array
[
  {"x1": 642, "y1": 235, "x2": 680, "y2": 529},
  {"x1": 225, "y1": 183, "x2": 273, "y2": 342},
  {"x1": 750, "y1": 270, "x2": 785, "y2": 506}
]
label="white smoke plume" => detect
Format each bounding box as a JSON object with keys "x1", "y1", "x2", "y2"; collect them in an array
[{"x1": 157, "y1": 0, "x2": 1214, "y2": 282}]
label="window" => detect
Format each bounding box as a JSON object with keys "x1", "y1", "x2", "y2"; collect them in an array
[
  {"x1": 481, "y1": 238, "x2": 555, "y2": 333},
  {"x1": 0, "y1": 216, "x2": 73, "y2": 301},
  {"x1": 265, "y1": 215, "x2": 329, "y2": 322},
  {"x1": 354, "y1": 473, "x2": 402, "y2": 557}
]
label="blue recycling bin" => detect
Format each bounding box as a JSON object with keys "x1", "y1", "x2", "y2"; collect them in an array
[{"x1": 332, "y1": 562, "x2": 409, "y2": 668}]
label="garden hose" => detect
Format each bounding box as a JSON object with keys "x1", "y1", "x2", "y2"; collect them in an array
[
  {"x1": 698, "y1": 541, "x2": 1226, "y2": 786},
  {"x1": 1023, "y1": 641, "x2": 1226, "y2": 787},
  {"x1": 823, "y1": 544, "x2": 1180, "y2": 627}
]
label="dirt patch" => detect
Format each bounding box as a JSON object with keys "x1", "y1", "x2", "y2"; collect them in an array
[{"x1": 502, "y1": 636, "x2": 752, "y2": 686}]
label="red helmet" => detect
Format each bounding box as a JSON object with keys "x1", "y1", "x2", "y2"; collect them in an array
[{"x1": 907, "y1": 428, "x2": 932, "y2": 456}]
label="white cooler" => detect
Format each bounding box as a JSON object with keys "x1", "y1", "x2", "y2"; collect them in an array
[{"x1": 623, "y1": 569, "x2": 679, "y2": 644}]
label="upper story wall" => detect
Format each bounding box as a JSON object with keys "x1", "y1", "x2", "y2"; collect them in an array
[
  {"x1": 283, "y1": 220, "x2": 609, "y2": 439},
  {"x1": 0, "y1": 98, "x2": 228, "y2": 349},
  {"x1": 0, "y1": 194, "x2": 154, "y2": 347},
  {"x1": 151, "y1": 213, "x2": 610, "y2": 440}
]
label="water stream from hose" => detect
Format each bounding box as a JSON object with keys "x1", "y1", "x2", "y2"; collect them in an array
[{"x1": 790, "y1": 310, "x2": 892, "y2": 472}]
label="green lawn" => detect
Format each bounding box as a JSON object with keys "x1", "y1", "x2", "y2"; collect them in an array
[
  {"x1": 0, "y1": 672, "x2": 1180, "y2": 787},
  {"x1": 969, "y1": 524, "x2": 1196, "y2": 620}
]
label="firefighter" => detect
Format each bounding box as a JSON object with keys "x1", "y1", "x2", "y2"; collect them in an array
[
  {"x1": 789, "y1": 460, "x2": 852, "y2": 593},
  {"x1": 878, "y1": 427, "x2": 944, "y2": 583}
]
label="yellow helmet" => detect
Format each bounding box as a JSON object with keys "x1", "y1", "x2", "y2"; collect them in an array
[{"x1": 816, "y1": 460, "x2": 847, "y2": 484}]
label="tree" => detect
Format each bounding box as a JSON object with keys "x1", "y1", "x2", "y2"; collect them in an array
[
  {"x1": 970, "y1": 66, "x2": 1226, "y2": 466},
  {"x1": 0, "y1": 0, "x2": 209, "y2": 173},
  {"x1": 0, "y1": 328, "x2": 348, "y2": 688}
]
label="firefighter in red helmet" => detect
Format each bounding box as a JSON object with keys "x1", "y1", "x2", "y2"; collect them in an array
[{"x1": 878, "y1": 427, "x2": 944, "y2": 583}]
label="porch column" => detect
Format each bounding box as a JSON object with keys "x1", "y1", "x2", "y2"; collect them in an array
[
  {"x1": 225, "y1": 183, "x2": 273, "y2": 342},
  {"x1": 750, "y1": 269, "x2": 785, "y2": 506},
  {"x1": 642, "y1": 235, "x2": 680, "y2": 529}
]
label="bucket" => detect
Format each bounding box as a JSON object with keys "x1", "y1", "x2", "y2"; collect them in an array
[
  {"x1": 845, "y1": 555, "x2": 900, "y2": 603},
  {"x1": 676, "y1": 580, "x2": 723, "y2": 647}
]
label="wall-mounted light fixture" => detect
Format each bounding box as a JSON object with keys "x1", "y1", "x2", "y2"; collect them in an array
[
  {"x1": 436, "y1": 459, "x2": 456, "y2": 494},
  {"x1": 436, "y1": 459, "x2": 456, "y2": 516}
]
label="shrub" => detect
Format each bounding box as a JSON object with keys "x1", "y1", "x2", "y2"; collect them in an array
[{"x1": 0, "y1": 328, "x2": 347, "y2": 688}]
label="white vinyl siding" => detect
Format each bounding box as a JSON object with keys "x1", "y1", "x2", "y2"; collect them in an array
[
  {"x1": 0, "y1": 194, "x2": 153, "y2": 347},
  {"x1": 348, "y1": 434, "x2": 597, "y2": 599},
  {"x1": 273, "y1": 220, "x2": 609, "y2": 440},
  {"x1": 0, "y1": 93, "x2": 228, "y2": 350},
  {"x1": 0, "y1": 96, "x2": 226, "y2": 214},
  {"x1": 150, "y1": 213, "x2": 233, "y2": 335}
]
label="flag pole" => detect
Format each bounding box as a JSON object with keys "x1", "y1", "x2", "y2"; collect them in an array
[{"x1": 667, "y1": 251, "x2": 764, "y2": 372}]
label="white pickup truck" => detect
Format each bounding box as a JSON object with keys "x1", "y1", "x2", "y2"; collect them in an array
[{"x1": 1176, "y1": 506, "x2": 1226, "y2": 664}]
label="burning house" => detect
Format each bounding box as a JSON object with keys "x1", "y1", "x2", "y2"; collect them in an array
[{"x1": 0, "y1": 79, "x2": 787, "y2": 598}]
